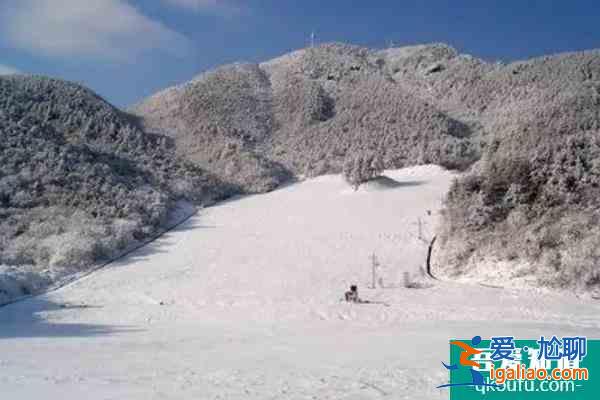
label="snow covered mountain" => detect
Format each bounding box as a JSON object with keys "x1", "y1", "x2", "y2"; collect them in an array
[{"x1": 134, "y1": 43, "x2": 600, "y2": 290}]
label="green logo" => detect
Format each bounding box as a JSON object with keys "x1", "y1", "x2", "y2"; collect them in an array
[{"x1": 440, "y1": 337, "x2": 600, "y2": 399}]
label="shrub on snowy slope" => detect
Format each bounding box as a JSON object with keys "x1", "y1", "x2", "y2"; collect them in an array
[{"x1": 342, "y1": 153, "x2": 385, "y2": 189}]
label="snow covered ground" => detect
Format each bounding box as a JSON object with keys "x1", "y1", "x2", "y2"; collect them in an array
[{"x1": 1, "y1": 166, "x2": 599, "y2": 399}]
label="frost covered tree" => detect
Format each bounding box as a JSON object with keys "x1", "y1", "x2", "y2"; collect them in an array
[
  {"x1": 0, "y1": 75, "x2": 235, "y2": 304},
  {"x1": 343, "y1": 153, "x2": 385, "y2": 189}
]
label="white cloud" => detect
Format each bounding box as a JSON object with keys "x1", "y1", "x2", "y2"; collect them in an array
[
  {"x1": 162, "y1": 0, "x2": 241, "y2": 14},
  {"x1": 0, "y1": 64, "x2": 21, "y2": 75},
  {"x1": 0, "y1": 0, "x2": 191, "y2": 62},
  {"x1": 163, "y1": 0, "x2": 218, "y2": 9}
]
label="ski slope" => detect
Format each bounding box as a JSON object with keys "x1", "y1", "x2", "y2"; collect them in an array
[{"x1": 1, "y1": 166, "x2": 599, "y2": 399}]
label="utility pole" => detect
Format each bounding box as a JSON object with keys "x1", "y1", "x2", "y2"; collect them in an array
[{"x1": 370, "y1": 253, "x2": 379, "y2": 289}]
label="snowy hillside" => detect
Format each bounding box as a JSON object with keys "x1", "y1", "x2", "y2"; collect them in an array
[
  {"x1": 133, "y1": 43, "x2": 600, "y2": 290},
  {"x1": 0, "y1": 76, "x2": 233, "y2": 305},
  {"x1": 2, "y1": 166, "x2": 598, "y2": 399}
]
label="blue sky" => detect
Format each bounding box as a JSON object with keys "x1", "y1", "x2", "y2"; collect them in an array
[{"x1": 1, "y1": 0, "x2": 599, "y2": 107}]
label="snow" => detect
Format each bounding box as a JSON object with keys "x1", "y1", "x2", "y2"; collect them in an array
[
  {"x1": 1, "y1": 166, "x2": 599, "y2": 399},
  {"x1": 0, "y1": 201, "x2": 197, "y2": 308}
]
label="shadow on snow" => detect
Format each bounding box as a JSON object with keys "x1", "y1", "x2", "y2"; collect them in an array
[{"x1": 0, "y1": 298, "x2": 140, "y2": 339}]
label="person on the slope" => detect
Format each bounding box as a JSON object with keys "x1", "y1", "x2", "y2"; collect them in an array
[
  {"x1": 344, "y1": 285, "x2": 361, "y2": 303},
  {"x1": 342, "y1": 284, "x2": 388, "y2": 306}
]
